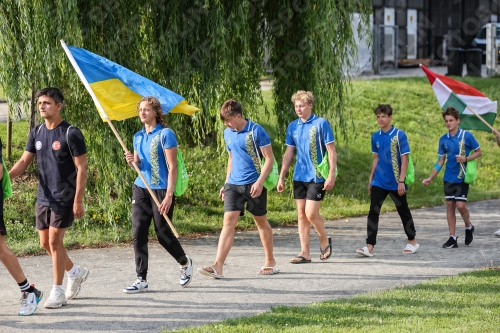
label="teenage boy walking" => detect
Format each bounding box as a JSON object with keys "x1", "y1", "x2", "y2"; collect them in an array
[
  {"x1": 277, "y1": 90, "x2": 336, "y2": 263},
  {"x1": 1, "y1": 140, "x2": 43, "y2": 315},
  {"x1": 423, "y1": 107, "x2": 482, "y2": 248},
  {"x1": 197, "y1": 99, "x2": 278, "y2": 278},
  {"x1": 9, "y1": 87, "x2": 89, "y2": 308},
  {"x1": 356, "y1": 104, "x2": 419, "y2": 257}
]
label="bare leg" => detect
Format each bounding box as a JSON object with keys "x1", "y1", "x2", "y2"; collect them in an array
[
  {"x1": 304, "y1": 200, "x2": 329, "y2": 258},
  {"x1": 456, "y1": 201, "x2": 471, "y2": 227},
  {"x1": 294, "y1": 199, "x2": 311, "y2": 260},
  {"x1": 253, "y1": 214, "x2": 276, "y2": 269},
  {"x1": 39, "y1": 227, "x2": 73, "y2": 285},
  {"x1": 446, "y1": 201, "x2": 457, "y2": 236},
  {"x1": 205, "y1": 211, "x2": 240, "y2": 276},
  {"x1": 0, "y1": 235, "x2": 26, "y2": 283}
]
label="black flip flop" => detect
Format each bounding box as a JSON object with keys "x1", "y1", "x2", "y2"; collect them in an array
[
  {"x1": 320, "y1": 237, "x2": 332, "y2": 261},
  {"x1": 289, "y1": 255, "x2": 311, "y2": 264}
]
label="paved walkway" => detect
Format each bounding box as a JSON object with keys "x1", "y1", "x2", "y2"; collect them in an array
[{"x1": 1, "y1": 200, "x2": 499, "y2": 332}]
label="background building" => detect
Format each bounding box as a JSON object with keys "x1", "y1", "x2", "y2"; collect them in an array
[{"x1": 372, "y1": 0, "x2": 500, "y2": 61}]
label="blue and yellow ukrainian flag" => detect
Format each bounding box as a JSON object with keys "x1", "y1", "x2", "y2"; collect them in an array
[{"x1": 66, "y1": 46, "x2": 199, "y2": 121}]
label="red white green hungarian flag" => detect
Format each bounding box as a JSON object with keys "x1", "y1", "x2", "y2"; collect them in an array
[{"x1": 421, "y1": 64, "x2": 497, "y2": 132}]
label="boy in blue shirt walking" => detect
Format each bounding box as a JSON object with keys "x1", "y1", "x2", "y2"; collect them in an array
[
  {"x1": 356, "y1": 104, "x2": 419, "y2": 257},
  {"x1": 423, "y1": 107, "x2": 482, "y2": 248},
  {"x1": 198, "y1": 99, "x2": 278, "y2": 278},
  {"x1": 278, "y1": 90, "x2": 337, "y2": 263}
]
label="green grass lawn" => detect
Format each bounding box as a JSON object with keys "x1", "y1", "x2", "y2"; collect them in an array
[
  {"x1": 1, "y1": 76, "x2": 500, "y2": 254},
  {"x1": 169, "y1": 268, "x2": 500, "y2": 333}
]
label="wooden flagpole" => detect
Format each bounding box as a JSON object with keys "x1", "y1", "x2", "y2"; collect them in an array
[
  {"x1": 465, "y1": 106, "x2": 496, "y2": 132},
  {"x1": 60, "y1": 40, "x2": 179, "y2": 238}
]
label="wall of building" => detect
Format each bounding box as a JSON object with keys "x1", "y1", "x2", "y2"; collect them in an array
[{"x1": 372, "y1": 0, "x2": 500, "y2": 60}]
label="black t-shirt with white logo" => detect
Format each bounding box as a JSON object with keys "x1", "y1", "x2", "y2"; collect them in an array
[{"x1": 26, "y1": 121, "x2": 86, "y2": 207}]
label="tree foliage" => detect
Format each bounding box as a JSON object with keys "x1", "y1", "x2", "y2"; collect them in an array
[{"x1": 0, "y1": 1, "x2": 371, "y2": 229}]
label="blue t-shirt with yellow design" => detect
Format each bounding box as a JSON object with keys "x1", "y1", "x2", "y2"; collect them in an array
[
  {"x1": 133, "y1": 124, "x2": 177, "y2": 190},
  {"x1": 285, "y1": 114, "x2": 335, "y2": 182},
  {"x1": 371, "y1": 126, "x2": 410, "y2": 191},
  {"x1": 438, "y1": 129, "x2": 480, "y2": 183},
  {"x1": 224, "y1": 119, "x2": 271, "y2": 185}
]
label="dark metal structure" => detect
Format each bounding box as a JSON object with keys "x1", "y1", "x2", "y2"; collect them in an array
[{"x1": 372, "y1": 0, "x2": 500, "y2": 60}]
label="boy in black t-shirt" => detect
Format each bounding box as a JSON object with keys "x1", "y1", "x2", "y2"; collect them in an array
[
  {"x1": 9, "y1": 87, "x2": 89, "y2": 309},
  {"x1": 0, "y1": 138, "x2": 44, "y2": 315}
]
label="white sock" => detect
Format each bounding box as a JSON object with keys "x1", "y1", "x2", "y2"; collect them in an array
[
  {"x1": 66, "y1": 264, "x2": 80, "y2": 278},
  {"x1": 465, "y1": 225, "x2": 473, "y2": 230},
  {"x1": 450, "y1": 235, "x2": 457, "y2": 240},
  {"x1": 53, "y1": 284, "x2": 64, "y2": 292}
]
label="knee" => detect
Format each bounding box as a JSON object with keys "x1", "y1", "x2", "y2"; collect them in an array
[
  {"x1": 254, "y1": 216, "x2": 270, "y2": 229},
  {"x1": 47, "y1": 237, "x2": 62, "y2": 251},
  {"x1": 39, "y1": 239, "x2": 50, "y2": 251},
  {"x1": 305, "y1": 210, "x2": 320, "y2": 222},
  {"x1": 0, "y1": 246, "x2": 9, "y2": 261},
  {"x1": 456, "y1": 203, "x2": 468, "y2": 214}
]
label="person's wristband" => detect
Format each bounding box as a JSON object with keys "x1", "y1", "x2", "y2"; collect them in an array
[
  {"x1": 465, "y1": 157, "x2": 468, "y2": 162},
  {"x1": 398, "y1": 181, "x2": 404, "y2": 183},
  {"x1": 434, "y1": 162, "x2": 442, "y2": 172}
]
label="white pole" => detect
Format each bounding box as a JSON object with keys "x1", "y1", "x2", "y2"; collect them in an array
[{"x1": 60, "y1": 40, "x2": 108, "y2": 120}]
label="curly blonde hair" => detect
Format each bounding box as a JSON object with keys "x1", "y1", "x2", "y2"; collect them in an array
[
  {"x1": 291, "y1": 90, "x2": 315, "y2": 104},
  {"x1": 137, "y1": 96, "x2": 168, "y2": 128}
]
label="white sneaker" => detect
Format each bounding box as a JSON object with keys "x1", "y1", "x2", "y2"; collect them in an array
[
  {"x1": 18, "y1": 287, "x2": 43, "y2": 316},
  {"x1": 44, "y1": 288, "x2": 67, "y2": 309},
  {"x1": 66, "y1": 266, "x2": 90, "y2": 300},
  {"x1": 494, "y1": 226, "x2": 500, "y2": 236},
  {"x1": 123, "y1": 277, "x2": 148, "y2": 294},
  {"x1": 179, "y1": 257, "x2": 193, "y2": 288}
]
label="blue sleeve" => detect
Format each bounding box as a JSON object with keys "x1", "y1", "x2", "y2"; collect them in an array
[
  {"x1": 256, "y1": 125, "x2": 271, "y2": 148},
  {"x1": 321, "y1": 119, "x2": 335, "y2": 144},
  {"x1": 285, "y1": 123, "x2": 295, "y2": 146},
  {"x1": 437, "y1": 136, "x2": 446, "y2": 156},
  {"x1": 467, "y1": 132, "x2": 480, "y2": 151},
  {"x1": 371, "y1": 133, "x2": 378, "y2": 154},
  {"x1": 224, "y1": 129, "x2": 231, "y2": 152},
  {"x1": 398, "y1": 131, "x2": 410, "y2": 155},
  {"x1": 161, "y1": 128, "x2": 178, "y2": 149}
]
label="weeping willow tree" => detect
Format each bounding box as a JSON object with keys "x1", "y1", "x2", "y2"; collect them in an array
[
  {"x1": 263, "y1": 0, "x2": 372, "y2": 139},
  {"x1": 0, "y1": 0, "x2": 371, "y2": 228}
]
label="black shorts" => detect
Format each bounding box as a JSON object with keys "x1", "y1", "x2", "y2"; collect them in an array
[
  {"x1": 223, "y1": 183, "x2": 267, "y2": 217},
  {"x1": 444, "y1": 181, "x2": 469, "y2": 202},
  {"x1": 293, "y1": 181, "x2": 325, "y2": 201},
  {"x1": 35, "y1": 203, "x2": 74, "y2": 230}
]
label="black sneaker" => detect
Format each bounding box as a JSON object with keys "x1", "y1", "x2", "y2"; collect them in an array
[
  {"x1": 465, "y1": 225, "x2": 474, "y2": 245},
  {"x1": 442, "y1": 236, "x2": 458, "y2": 248}
]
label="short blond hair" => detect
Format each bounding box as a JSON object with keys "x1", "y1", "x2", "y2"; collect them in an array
[{"x1": 291, "y1": 90, "x2": 314, "y2": 104}]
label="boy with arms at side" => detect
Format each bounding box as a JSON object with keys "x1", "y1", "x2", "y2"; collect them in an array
[
  {"x1": 423, "y1": 107, "x2": 482, "y2": 248},
  {"x1": 9, "y1": 87, "x2": 89, "y2": 308},
  {"x1": 356, "y1": 104, "x2": 419, "y2": 257},
  {"x1": 277, "y1": 90, "x2": 336, "y2": 263},
  {"x1": 198, "y1": 99, "x2": 278, "y2": 278}
]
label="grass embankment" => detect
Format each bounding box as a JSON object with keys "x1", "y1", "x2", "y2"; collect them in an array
[
  {"x1": 1, "y1": 77, "x2": 500, "y2": 254},
  {"x1": 169, "y1": 268, "x2": 500, "y2": 333}
]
